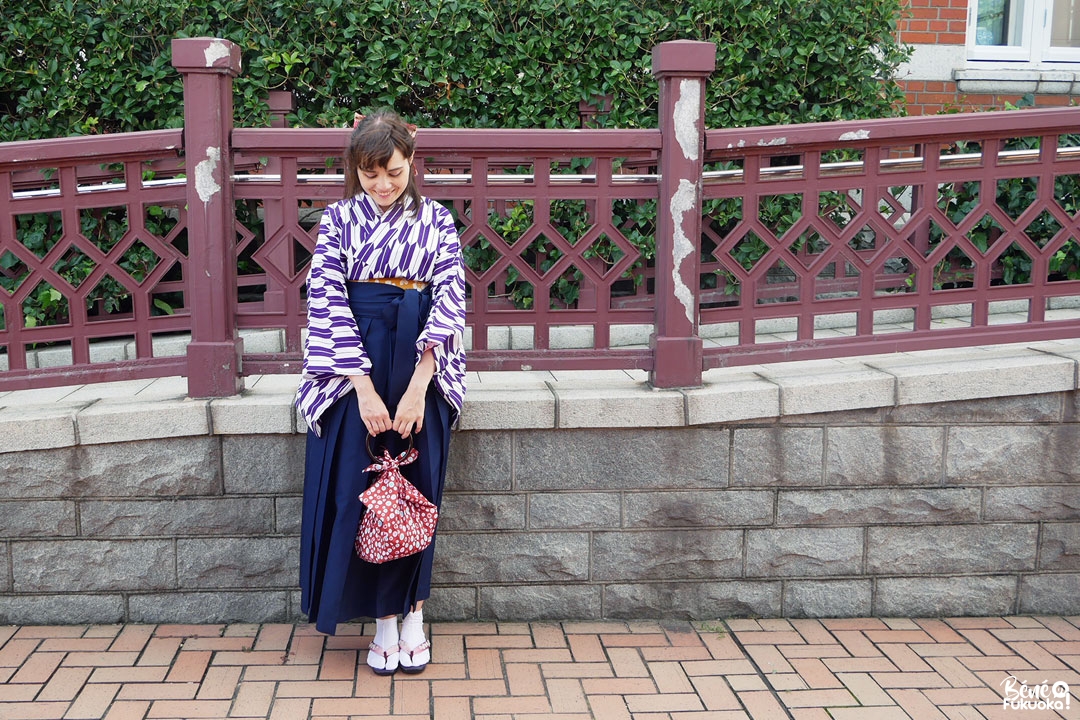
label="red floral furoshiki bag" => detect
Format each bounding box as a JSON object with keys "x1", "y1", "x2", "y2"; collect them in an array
[{"x1": 355, "y1": 442, "x2": 439, "y2": 564}]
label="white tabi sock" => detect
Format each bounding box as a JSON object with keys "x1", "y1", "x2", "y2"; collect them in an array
[
  {"x1": 401, "y1": 608, "x2": 425, "y2": 649},
  {"x1": 374, "y1": 616, "x2": 399, "y2": 650}
]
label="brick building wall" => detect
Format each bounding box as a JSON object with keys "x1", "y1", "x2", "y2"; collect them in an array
[{"x1": 897, "y1": 0, "x2": 1078, "y2": 114}]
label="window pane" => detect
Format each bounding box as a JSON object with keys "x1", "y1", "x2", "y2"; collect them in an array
[
  {"x1": 1051, "y1": 0, "x2": 1080, "y2": 47},
  {"x1": 976, "y1": 0, "x2": 1026, "y2": 45}
]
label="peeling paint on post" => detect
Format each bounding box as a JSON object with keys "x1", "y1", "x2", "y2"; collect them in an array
[
  {"x1": 203, "y1": 41, "x2": 234, "y2": 68},
  {"x1": 669, "y1": 178, "x2": 697, "y2": 326},
  {"x1": 172, "y1": 38, "x2": 244, "y2": 398},
  {"x1": 673, "y1": 80, "x2": 701, "y2": 162},
  {"x1": 194, "y1": 147, "x2": 221, "y2": 203},
  {"x1": 649, "y1": 41, "x2": 716, "y2": 389}
]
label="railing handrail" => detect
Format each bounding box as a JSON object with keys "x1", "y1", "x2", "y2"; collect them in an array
[
  {"x1": 705, "y1": 105, "x2": 1080, "y2": 152},
  {"x1": 230, "y1": 127, "x2": 662, "y2": 154},
  {"x1": 0, "y1": 128, "x2": 183, "y2": 168}
]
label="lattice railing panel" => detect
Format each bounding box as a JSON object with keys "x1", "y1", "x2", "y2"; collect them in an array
[
  {"x1": 0, "y1": 131, "x2": 190, "y2": 384},
  {"x1": 701, "y1": 115, "x2": 1080, "y2": 365}
]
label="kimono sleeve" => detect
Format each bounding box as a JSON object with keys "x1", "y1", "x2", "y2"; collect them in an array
[
  {"x1": 302, "y1": 204, "x2": 371, "y2": 380},
  {"x1": 415, "y1": 204, "x2": 465, "y2": 372}
]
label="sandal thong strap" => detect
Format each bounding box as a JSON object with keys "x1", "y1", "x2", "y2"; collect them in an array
[
  {"x1": 400, "y1": 638, "x2": 430, "y2": 660},
  {"x1": 368, "y1": 640, "x2": 398, "y2": 658}
]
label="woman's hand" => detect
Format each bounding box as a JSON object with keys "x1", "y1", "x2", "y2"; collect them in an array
[
  {"x1": 349, "y1": 375, "x2": 392, "y2": 436},
  {"x1": 392, "y1": 349, "x2": 436, "y2": 438}
]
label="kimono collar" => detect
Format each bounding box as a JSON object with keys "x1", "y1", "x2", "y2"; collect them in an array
[{"x1": 349, "y1": 193, "x2": 415, "y2": 227}]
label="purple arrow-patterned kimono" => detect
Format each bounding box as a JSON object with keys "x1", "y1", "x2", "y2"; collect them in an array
[{"x1": 296, "y1": 194, "x2": 466, "y2": 435}]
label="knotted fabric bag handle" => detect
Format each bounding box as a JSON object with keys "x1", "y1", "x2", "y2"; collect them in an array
[{"x1": 365, "y1": 433, "x2": 414, "y2": 466}]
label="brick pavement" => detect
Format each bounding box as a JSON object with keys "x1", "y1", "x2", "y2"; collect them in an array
[{"x1": 1, "y1": 617, "x2": 1079, "y2": 719}]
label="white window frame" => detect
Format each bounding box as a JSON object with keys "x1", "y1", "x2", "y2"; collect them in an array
[{"x1": 967, "y1": 0, "x2": 1080, "y2": 65}]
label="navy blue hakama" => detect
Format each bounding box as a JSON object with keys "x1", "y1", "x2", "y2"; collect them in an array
[{"x1": 300, "y1": 282, "x2": 451, "y2": 635}]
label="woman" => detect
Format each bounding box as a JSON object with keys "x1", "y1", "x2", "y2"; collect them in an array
[{"x1": 296, "y1": 110, "x2": 466, "y2": 676}]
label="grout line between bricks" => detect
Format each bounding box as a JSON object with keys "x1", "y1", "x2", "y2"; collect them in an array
[{"x1": 722, "y1": 619, "x2": 798, "y2": 720}]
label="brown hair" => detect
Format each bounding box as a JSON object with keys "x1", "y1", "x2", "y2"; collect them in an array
[{"x1": 342, "y1": 110, "x2": 421, "y2": 210}]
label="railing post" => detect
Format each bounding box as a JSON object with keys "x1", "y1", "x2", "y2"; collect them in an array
[
  {"x1": 171, "y1": 38, "x2": 244, "y2": 397},
  {"x1": 650, "y1": 40, "x2": 715, "y2": 388}
]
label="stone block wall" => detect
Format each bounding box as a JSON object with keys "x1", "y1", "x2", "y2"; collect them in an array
[{"x1": 1, "y1": 390, "x2": 1078, "y2": 624}]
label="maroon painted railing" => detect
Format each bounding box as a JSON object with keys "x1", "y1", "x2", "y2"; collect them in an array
[
  {"x1": 2, "y1": 37, "x2": 1080, "y2": 397},
  {"x1": 698, "y1": 110, "x2": 1080, "y2": 368}
]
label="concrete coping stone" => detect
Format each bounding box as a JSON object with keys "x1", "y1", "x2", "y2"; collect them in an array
[{"x1": 0, "y1": 338, "x2": 1078, "y2": 451}]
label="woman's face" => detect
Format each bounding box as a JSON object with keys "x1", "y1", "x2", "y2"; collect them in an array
[{"x1": 358, "y1": 148, "x2": 411, "y2": 211}]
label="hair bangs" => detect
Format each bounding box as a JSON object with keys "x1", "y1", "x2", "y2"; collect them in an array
[{"x1": 355, "y1": 125, "x2": 397, "y2": 172}]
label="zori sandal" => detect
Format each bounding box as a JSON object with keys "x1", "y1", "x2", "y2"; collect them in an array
[
  {"x1": 366, "y1": 641, "x2": 400, "y2": 676},
  {"x1": 398, "y1": 637, "x2": 431, "y2": 674}
]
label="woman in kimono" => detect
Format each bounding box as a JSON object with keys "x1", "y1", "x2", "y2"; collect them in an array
[{"x1": 296, "y1": 110, "x2": 466, "y2": 676}]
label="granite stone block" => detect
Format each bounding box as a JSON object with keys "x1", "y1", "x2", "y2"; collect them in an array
[
  {"x1": 440, "y1": 493, "x2": 526, "y2": 531},
  {"x1": 529, "y1": 492, "x2": 622, "y2": 530},
  {"x1": 554, "y1": 382, "x2": 684, "y2": 429},
  {"x1": 684, "y1": 370, "x2": 780, "y2": 425},
  {"x1": 210, "y1": 395, "x2": 296, "y2": 435},
  {"x1": 779, "y1": 407, "x2": 884, "y2": 427},
  {"x1": 275, "y1": 496, "x2": 303, "y2": 535},
  {"x1": 459, "y1": 388, "x2": 555, "y2": 430},
  {"x1": 731, "y1": 427, "x2": 823, "y2": 487},
  {"x1": 947, "y1": 425, "x2": 1080, "y2": 484},
  {"x1": 12, "y1": 540, "x2": 175, "y2": 592},
  {"x1": 0, "y1": 447, "x2": 77, "y2": 499},
  {"x1": 778, "y1": 488, "x2": 980, "y2": 526},
  {"x1": 985, "y1": 487, "x2": 1080, "y2": 521},
  {"x1": 77, "y1": 398, "x2": 210, "y2": 444},
  {"x1": 76, "y1": 438, "x2": 222, "y2": 497},
  {"x1": 478, "y1": 585, "x2": 602, "y2": 620},
  {"x1": 1038, "y1": 523, "x2": 1080, "y2": 571},
  {"x1": 446, "y1": 432, "x2": 513, "y2": 492},
  {"x1": 78, "y1": 498, "x2": 275, "y2": 537},
  {"x1": 623, "y1": 490, "x2": 773, "y2": 528},
  {"x1": 0, "y1": 501, "x2": 77, "y2": 537},
  {"x1": 516, "y1": 428, "x2": 727, "y2": 490},
  {"x1": 783, "y1": 580, "x2": 873, "y2": 618},
  {"x1": 287, "y1": 589, "x2": 303, "y2": 622},
  {"x1": 826, "y1": 426, "x2": 945, "y2": 486},
  {"x1": 0, "y1": 594, "x2": 125, "y2": 625},
  {"x1": 745, "y1": 528, "x2": 863, "y2": 577},
  {"x1": 757, "y1": 359, "x2": 895, "y2": 415},
  {"x1": 603, "y1": 581, "x2": 782, "y2": 619},
  {"x1": 871, "y1": 348, "x2": 1074, "y2": 406},
  {"x1": 1019, "y1": 573, "x2": 1080, "y2": 615},
  {"x1": 222, "y1": 435, "x2": 305, "y2": 494},
  {"x1": 176, "y1": 537, "x2": 299, "y2": 589},
  {"x1": 866, "y1": 524, "x2": 1038, "y2": 574},
  {"x1": 0, "y1": 406, "x2": 80, "y2": 452},
  {"x1": 887, "y1": 393, "x2": 1063, "y2": 424},
  {"x1": 591, "y1": 529, "x2": 743, "y2": 581},
  {"x1": 420, "y1": 586, "x2": 478, "y2": 622},
  {"x1": 0, "y1": 543, "x2": 9, "y2": 593},
  {"x1": 433, "y1": 532, "x2": 589, "y2": 584},
  {"x1": 875, "y1": 576, "x2": 1018, "y2": 616},
  {"x1": 128, "y1": 591, "x2": 291, "y2": 624},
  {"x1": 1066, "y1": 390, "x2": 1080, "y2": 422}
]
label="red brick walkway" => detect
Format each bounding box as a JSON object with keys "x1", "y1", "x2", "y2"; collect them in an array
[{"x1": 1, "y1": 617, "x2": 1079, "y2": 719}]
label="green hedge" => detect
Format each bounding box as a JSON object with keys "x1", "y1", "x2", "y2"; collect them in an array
[
  {"x1": 2, "y1": 0, "x2": 911, "y2": 326},
  {"x1": 2, "y1": 0, "x2": 909, "y2": 141}
]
